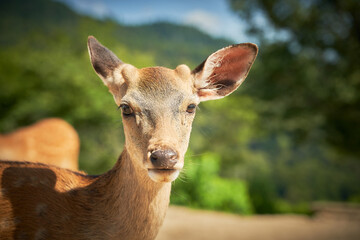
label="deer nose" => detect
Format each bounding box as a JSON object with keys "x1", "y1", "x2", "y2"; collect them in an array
[{"x1": 150, "y1": 149, "x2": 178, "y2": 169}]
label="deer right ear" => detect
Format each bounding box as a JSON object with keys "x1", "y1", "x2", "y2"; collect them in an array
[
  {"x1": 87, "y1": 36, "x2": 125, "y2": 87},
  {"x1": 192, "y1": 43, "x2": 258, "y2": 102}
]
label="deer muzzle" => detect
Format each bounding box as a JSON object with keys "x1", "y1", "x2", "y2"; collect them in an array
[{"x1": 147, "y1": 148, "x2": 182, "y2": 182}]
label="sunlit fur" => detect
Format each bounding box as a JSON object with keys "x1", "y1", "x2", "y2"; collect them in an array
[
  {"x1": 0, "y1": 36, "x2": 257, "y2": 239},
  {"x1": 0, "y1": 118, "x2": 79, "y2": 171}
]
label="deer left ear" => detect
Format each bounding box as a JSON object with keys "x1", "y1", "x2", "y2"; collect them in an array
[
  {"x1": 192, "y1": 43, "x2": 258, "y2": 102},
  {"x1": 87, "y1": 36, "x2": 124, "y2": 87}
]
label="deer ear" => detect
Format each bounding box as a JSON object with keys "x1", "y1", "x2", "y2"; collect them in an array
[
  {"x1": 87, "y1": 36, "x2": 124, "y2": 87},
  {"x1": 192, "y1": 43, "x2": 258, "y2": 102}
]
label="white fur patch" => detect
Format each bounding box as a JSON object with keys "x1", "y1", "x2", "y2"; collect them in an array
[
  {"x1": 112, "y1": 66, "x2": 125, "y2": 85},
  {"x1": 194, "y1": 48, "x2": 227, "y2": 90},
  {"x1": 148, "y1": 170, "x2": 180, "y2": 183}
]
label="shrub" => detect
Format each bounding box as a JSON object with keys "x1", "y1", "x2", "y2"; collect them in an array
[{"x1": 171, "y1": 152, "x2": 253, "y2": 214}]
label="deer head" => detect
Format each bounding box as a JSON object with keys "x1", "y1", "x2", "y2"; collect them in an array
[{"x1": 88, "y1": 36, "x2": 258, "y2": 183}]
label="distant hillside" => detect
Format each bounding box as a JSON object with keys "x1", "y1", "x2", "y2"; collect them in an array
[
  {"x1": 0, "y1": 0, "x2": 232, "y2": 174},
  {"x1": 0, "y1": 0, "x2": 231, "y2": 68}
]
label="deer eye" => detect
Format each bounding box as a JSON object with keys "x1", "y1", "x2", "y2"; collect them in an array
[
  {"x1": 186, "y1": 104, "x2": 196, "y2": 113},
  {"x1": 119, "y1": 104, "x2": 134, "y2": 116}
]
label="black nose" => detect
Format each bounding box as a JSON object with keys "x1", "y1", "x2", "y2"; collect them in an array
[{"x1": 150, "y1": 149, "x2": 178, "y2": 169}]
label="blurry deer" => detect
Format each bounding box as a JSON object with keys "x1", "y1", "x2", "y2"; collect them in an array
[
  {"x1": 0, "y1": 118, "x2": 79, "y2": 170},
  {"x1": 0, "y1": 36, "x2": 257, "y2": 240}
]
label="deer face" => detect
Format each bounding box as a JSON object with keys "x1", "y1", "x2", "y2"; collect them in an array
[
  {"x1": 88, "y1": 36, "x2": 258, "y2": 183},
  {"x1": 115, "y1": 65, "x2": 198, "y2": 182}
]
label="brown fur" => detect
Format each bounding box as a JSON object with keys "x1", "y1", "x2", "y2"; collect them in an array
[
  {"x1": 0, "y1": 150, "x2": 170, "y2": 239},
  {"x1": 0, "y1": 118, "x2": 79, "y2": 171},
  {"x1": 0, "y1": 36, "x2": 257, "y2": 239}
]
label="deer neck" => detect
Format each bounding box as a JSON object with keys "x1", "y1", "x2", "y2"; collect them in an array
[{"x1": 85, "y1": 148, "x2": 172, "y2": 239}]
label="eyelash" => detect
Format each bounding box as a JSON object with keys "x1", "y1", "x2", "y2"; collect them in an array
[
  {"x1": 117, "y1": 103, "x2": 197, "y2": 116},
  {"x1": 119, "y1": 104, "x2": 134, "y2": 117},
  {"x1": 186, "y1": 104, "x2": 197, "y2": 113}
]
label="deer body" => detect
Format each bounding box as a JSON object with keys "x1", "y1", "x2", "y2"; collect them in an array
[
  {"x1": 0, "y1": 36, "x2": 257, "y2": 239},
  {"x1": 0, "y1": 149, "x2": 169, "y2": 239},
  {"x1": 0, "y1": 118, "x2": 79, "y2": 171}
]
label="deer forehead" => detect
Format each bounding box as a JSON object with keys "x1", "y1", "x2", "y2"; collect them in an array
[
  {"x1": 135, "y1": 66, "x2": 192, "y2": 89},
  {"x1": 121, "y1": 65, "x2": 197, "y2": 106}
]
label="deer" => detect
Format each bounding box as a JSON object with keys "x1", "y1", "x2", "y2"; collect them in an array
[
  {"x1": 0, "y1": 118, "x2": 79, "y2": 171},
  {"x1": 0, "y1": 36, "x2": 258, "y2": 240}
]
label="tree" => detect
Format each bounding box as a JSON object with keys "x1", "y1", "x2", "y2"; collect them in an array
[{"x1": 229, "y1": 0, "x2": 360, "y2": 157}]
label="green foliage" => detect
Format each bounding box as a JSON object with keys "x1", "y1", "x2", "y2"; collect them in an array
[
  {"x1": 0, "y1": 0, "x2": 230, "y2": 175},
  {"x1": 229, "y1": 0, "x2": 360, "y2": 156},
  {"x1": 275, "y1": 199, "x2": 311, "y2": 215},
  {"x1": 227, "y1": 0, "x2": 360, "y2": 213},
  {"x1": 171, "y1": 153, "x2": 253, "y2": 214},
  {"x1": 0, "y1": 0, "x2": 359, "y2": 215}
]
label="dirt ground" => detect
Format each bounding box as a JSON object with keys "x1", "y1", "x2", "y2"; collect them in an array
[{"x1": 156, "y1": 206, "x2": 360, "y2": 240}]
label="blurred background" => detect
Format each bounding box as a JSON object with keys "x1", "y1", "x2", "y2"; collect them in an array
[{"x1": 0, "y1": 0, "x2": 359, "y2": 223}]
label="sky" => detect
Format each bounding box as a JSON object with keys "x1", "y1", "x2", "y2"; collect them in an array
[{"x1": 58, "y1": 0, "x2": 252, "y2": 43}]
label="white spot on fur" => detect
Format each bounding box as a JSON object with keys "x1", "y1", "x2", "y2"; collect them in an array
[
  {"x1": 194, "y1": 50, "x2": 226, "y2": 89},
  {"x1": 148, "y1": 169, "x2": 180, "y2": 183},
  {"x1": 113, "y1": 65, "x2": 126, "y2": 85}
]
